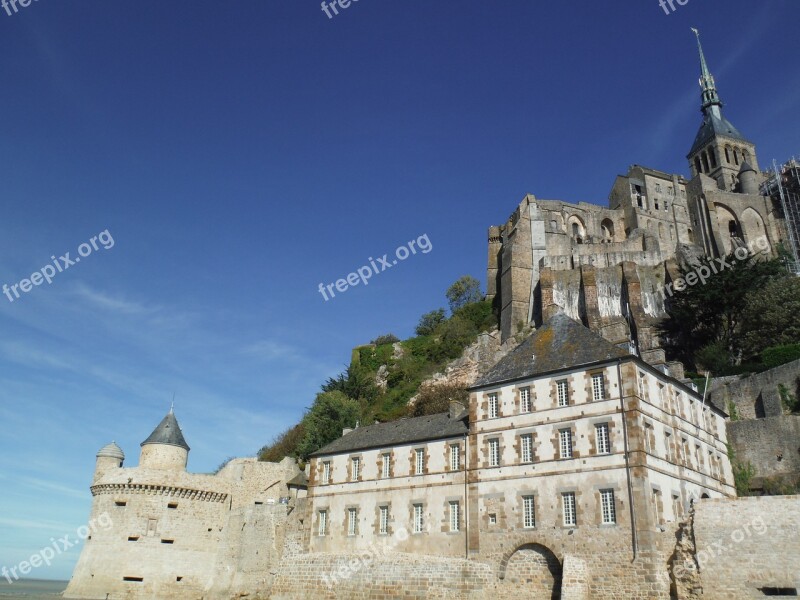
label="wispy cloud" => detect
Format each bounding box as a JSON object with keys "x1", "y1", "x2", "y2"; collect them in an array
[
  {"x1": 241, "y1": 339, "x2": 300, "y2": 362},
  {"x1": 70, "y1": 283, "x2": 156, "y2": 316}
]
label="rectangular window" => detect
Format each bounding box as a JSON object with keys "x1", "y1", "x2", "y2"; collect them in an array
[
  {"x1": 167, "y1": 503, "x2": 178, "y2": 509},
  {"x1": 638, "y1": 372, "x2": 648, "y2": 401},
  {"x1": 559, "y1": 429, "x2": 573, "y2": 459},
  {"x1": 488, "y1": 393, "x2": 499, "y2": 418},
  {"x1": 521, "y1": 433, "x2": 533, "y2": 463},
  {"x1": 520, "y1": 387, "x2": 531, "y2": 412},
  {"x1": 322, "y1": 461, "x2": 331, "y2": 485},
  {"x1": 488, "y1": 438, "x2": 500, "y2": 467},
  {"x1": 644, "y1": 423, "x2": 653, "y2": 454},
  {"x1": 652, "y1": 489, "x2": 662, "y2": 525},
  {"x1": 347, "y1": 508, "x2": 357, "y2": 536},
  {"x1": 382, "y1": 453, "x2": 391, "y2": 479},
  {"x1": 596, "y1": 423, "x2": 610, "y2": 454},
  {"x1": 523, "y1": 495, "x2": 536, "y2": 528},
  {"x1": 413, "y1": 504, "x2": 424, "y2": 534},
  {"x1": 415, "y1": 449, "x2": 425, "y2": 475},
  {"x1": 562, "y1": 492, "x2": 577, "y2": 527},
  {"x1": 351, "y1": 457, "x2": 360, "y2": 481},
  {"x1": 449, "y1": 501, "x2": 460, "y2": 532},
  {"x1": 655, "y1": 183, "x2": 662, "y2": 193},
  {"x1": 557, "y1": 380, "x2": 569, "y2": 407},
  {"x1": 379, "y1": 506, "x2": 389, "y2": 535},
  {"x1": 601, "y1": 489, "x2": 616, "y2": 524},
  {"x1": 318, "y1": 510, "x2": 328, "y2": 536},
  {"x1": 672, "y1": 494, "x2": 682, "y2": 520},
  {"x1": 695, "y1": 445, "x2": 703, "y2": 471},
  {"x1": 681, "y1": 438, "x2": 690, "y2": 467},
  {"x1": 450, "y1": 444, "x2": 460, "y2": 471},
  {"x1": 592, "y1": 373, "x2": 605, "y2": 401}
]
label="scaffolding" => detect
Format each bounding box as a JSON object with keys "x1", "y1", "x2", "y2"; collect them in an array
[{"x1": 760, "y1": 156, "x2": 800, "y2": 274}]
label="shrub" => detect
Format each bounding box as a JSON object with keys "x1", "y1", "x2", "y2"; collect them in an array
[
  {"x1": 371, "y1": 333, "x2": 400, "y2": 346},
  {"x1": 296, "y1": 391, "x2": 361, "y2": 460},
  {"x1": 408, "y1": 382, "x2": 469, "y2": 418},
  {"x1": 761, "y1": 344, "x2": 800, "y2": 370},
  {"x1": 258, "y1": 423, "x2": 305, "y2": 462},
  {"x1": 415, "y1": 309, "x2": 447, "y2": 336},
  {"x1": 778, "y1": 383, "x2": 800, "y2": 414},
  {"x1": 446, "y1": 276, "x2": 483, "y2": 313}
]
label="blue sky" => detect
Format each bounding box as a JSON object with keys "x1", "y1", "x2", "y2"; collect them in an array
[{"x1": 0, "y1": 0, "x2": 798, "y2": 582}]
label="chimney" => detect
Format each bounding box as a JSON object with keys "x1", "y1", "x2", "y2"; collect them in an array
[
  {"x1": 449, "y1": 401, "x2": 466, "y2": 420},
  {"x1": 342, "y1": 428, "x2": 353, "y2": 436}
]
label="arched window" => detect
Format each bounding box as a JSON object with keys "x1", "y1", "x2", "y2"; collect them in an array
[
  {"x1": 702, "y1": 153, "x2": 711, "y2": 173},
  {"x1": 733, "y1": 148, "x2": 740, "y2": 166},
  {"x1": 695, "y1": 156, "x2": 703, "y2": 174},
  {"x1": 708, "y1": 147, "x2": 717, "y2": 169},
  {"x1": 725, "y1": 147, "x2": 731, "y2": 163},
  {"x1": 688, "y1": 228, "x2": 695, "y2": 243}
]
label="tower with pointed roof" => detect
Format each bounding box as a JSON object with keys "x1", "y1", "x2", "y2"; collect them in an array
[
  {"x1": 686, "y1": 29, "x2": 759, "y2": 191},
  {"x1": 139, "y1": 407, "x2": 191, "y2": 471}
]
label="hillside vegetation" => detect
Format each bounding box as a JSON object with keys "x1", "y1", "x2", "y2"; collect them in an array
[{"x1": 258, "y1": 276, "x2": 496, "y2": 462}]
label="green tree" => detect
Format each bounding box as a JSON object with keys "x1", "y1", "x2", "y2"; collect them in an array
[
  {"x1": 258, "y1": 423, "x2": 306, "y2": 462},
  {"x1": 658, "y1": 254, "x2": 785, "y2": 370},
  {"x1": 740, "y1": 276, "x2": 800, "y2": 358},
  {"x1": 415, "y1": 308, "x2": 447, "y2": 336},
  {"x1": 296, "y1": 391, "x2": 361, "y2": 460},
  {"x1": 446, "y1": 276, "x2": 483, "y2": 313}
]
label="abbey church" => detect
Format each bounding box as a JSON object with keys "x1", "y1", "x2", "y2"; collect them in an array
[
  {"x1": 63, "y1": 33, "x2": 800, "y2": 600},
  {"x1": 488, "y1": 30, "x2": 788, "y2": 369}
]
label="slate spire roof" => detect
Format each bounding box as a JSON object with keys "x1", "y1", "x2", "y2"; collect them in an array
[
  {"x1": 472, "y1": 311, "x2": 631, "y2": 389},
  {"x1": 140, "y1": 408, "x2": 190, "y2": 451}
]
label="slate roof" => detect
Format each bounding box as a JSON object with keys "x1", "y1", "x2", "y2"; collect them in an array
[
  {"x1": 310, "y1": 412, "x2": 468, "y2": 457},
  {"x1": 287, "y1": 471, "x2": 308, "y2": 489},
  {"x1": 140, "y1": 410, "x2": 190, "y2": 451},
  {"x1": 472, "y1": 312, "x2": 631, "y2": 389},
  {"x1": 97, "y1": 441, "x2": 125, "y2": 460},
  {"x1": 688, "y1": 111, "x2": 750, "y2": 157}
]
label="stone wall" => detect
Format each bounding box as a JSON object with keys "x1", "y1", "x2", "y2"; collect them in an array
[
  {"x1": 708, "y1": 359, "x2": 800, "y2": 420},
  {"x1": 727, "y1": 416, "x2": 800, "y2": 480},
  {"x1": 689, "y1": 496, "x2": 800, "y2": 599}
]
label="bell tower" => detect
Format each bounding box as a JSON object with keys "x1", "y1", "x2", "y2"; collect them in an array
[{"x1": 686, "y1": 29, "x2": 758, "y2": 192}]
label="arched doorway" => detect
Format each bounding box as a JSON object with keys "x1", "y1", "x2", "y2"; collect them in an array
[{"x1": 499, "y1": 543, "x2": 562, "y2": 599}]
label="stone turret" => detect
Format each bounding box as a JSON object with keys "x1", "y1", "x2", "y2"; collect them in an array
[
  {"x1": 139, "y1": 408, "x2": 190, "y2": 470},
  {"x1": 94, "y1": 441, "x2": 124, "y2": 483},
  {"x1": 738, "y1": 161, "x2": 759, "y2": 195}
]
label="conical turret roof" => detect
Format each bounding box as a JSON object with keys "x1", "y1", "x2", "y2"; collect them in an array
[
  {"x1": 97, "y1": 441, "x2": 125, "y2": 460},
  {"x1": 140, "y1": 409, "x2": 190, "y2": 451}
]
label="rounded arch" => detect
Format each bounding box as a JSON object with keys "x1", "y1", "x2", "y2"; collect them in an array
[
  {"x1": 567, "y1": 215, "x2": 586, "y2": 244},
  {"x1": 658, "y1": 222, "x2": 666, "y2": 240},
  {"x1": 694, "y1": 156, "x2": 703, "y2": 174},
  {"x1": 713, "y1": 203, "x2": 742, "y2": 255},
  {"x1": 499, "y1": 543, "x2": 562, "y2": 599},
  {"x1": 688, "y1": 227, "x2": 695, "y2": 243},
  {"x1": 600, "y1": 218, "x2": 615, "y2": 243},
  {"x1": 740, "y1": 207, "x2": 769, "y2": 252}
]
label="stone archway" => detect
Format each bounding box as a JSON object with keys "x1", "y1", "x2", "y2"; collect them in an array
[{"x1": 499, "y1": 543, "x2": 562, "y2": 599}]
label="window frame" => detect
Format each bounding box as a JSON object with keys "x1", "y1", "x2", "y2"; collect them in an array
[
  {"x1": 322, "y1": 461, "x2": 331, "y2": 485},
  {"x1": 379, "y1": 505, "x2": 389, "y2": 535},
  {"x1": 488, "y1": 393, "x2": 499, "y2": 419},
  {"x1": 413, "y1": 503, "x2": 424, "y2": 534},
  {"x1": 449, "y1": 444, "x2": 460, "y2": 471},
  {"x1": 347, "y1": 508, "x2": 357, "y2": 536},
  {"x1": 562, "y1": 492, "x2": 577, "y2": 527},
  {"x1": 600, "y1": 489, "x2": 616, "y2": 524},
  {"x1": 520, "y1": 387, "x2": 532, "y2": 413},
  {"x1": 415, "y1": 448, "x2": 425, "y2": 476},
  {"x1": 381, "y1": 453, "x2": 391, "y2": 479},
  {"x1": 522, "y1": 495, "x2": 536, "y2": 529},
  {"x1": 556, "y1": 380, "x2": 569, "y2": 407},
  {"x1": 351, "y1": 457, "x2": 360, "y2": 482},
  {"x1": 596, "y1": 423, "x2": 610, "y2": 455},
  {"x1": 591, "y1": 372, "x2": 605, "y2": 401},
  {"x1": 559, "y1": 428, "x2": 573, "y2": 459},
  {"x1": 488, "y1": 438, "x2": 500, "y2": 467},
  {"x1": 318, "y1": 509, "x2": 328, "y2": 536},
  {"x1": 520, "y1": 433, "x2": 533, "y2": 463},
  {"x1": 449, "y1": 501, "x2": 460, "y2": 532}
]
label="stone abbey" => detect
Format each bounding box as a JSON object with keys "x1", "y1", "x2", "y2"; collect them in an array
[{"x1": 64, "y1": 32, "x2": 800, "y2": 600}]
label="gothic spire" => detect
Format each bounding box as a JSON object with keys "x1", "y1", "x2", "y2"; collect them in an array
[{"x1": 691, "y1": 28, "x2": 722, "y2": 118}]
